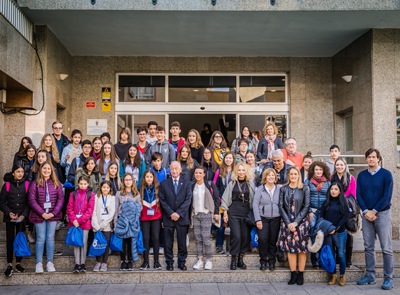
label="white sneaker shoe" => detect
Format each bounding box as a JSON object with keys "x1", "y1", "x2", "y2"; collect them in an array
[
  {"x1": 159, "y1": 247, "x2": 164, "y2": 254},
  {"x1": 193, "y1": 260, "x2": 204, "y2": 270},
  {"x1": 186, "y1": 234, "x2": 189, "y2": 248},
  {"x1": 149, "y1": 248, "x2": 154, "y2": 254},
  {"x1": 35, "y1": 262, "x2": 44, "y2": 273},
  {"x1": 204, "y1": 260, "x2": 213, "y2": 270},
  {"x1": 27, "y1": 233, "x2": 35, "y2": 244},
  {"x1": 47, "y1": 261, "x2": 56, "y2": 272},
  {"x1": 93, "y1": 262, "x2": 101, "y2": 272}
]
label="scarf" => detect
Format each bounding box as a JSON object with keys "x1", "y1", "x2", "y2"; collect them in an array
[
  {"x1": 266, "y1": 135, "x2": 276, "y2": 158},
  {"x1": 213, "y1": 147, "x2": 227, "y2": 165},
  {"x1": 331, "y1": 172, "x2": 350, "y2": 193},
  {"x1": 311, "y1": 175, "x2": 327, "y2": 192},
  {"x1": 91, "y1": 150, "x2": 101, "y2": 161},
  {"x1": 143, "y1": 184, "x2": 156, "y2": 208}
]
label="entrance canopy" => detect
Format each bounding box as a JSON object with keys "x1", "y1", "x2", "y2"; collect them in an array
[{"x1": 20, "y1": 8, "x2": 400, "y2": 57}]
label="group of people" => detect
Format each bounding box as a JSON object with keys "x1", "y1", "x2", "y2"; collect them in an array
[{"x1": 0, "y1": 120, "x2": 395, "y2": 290}]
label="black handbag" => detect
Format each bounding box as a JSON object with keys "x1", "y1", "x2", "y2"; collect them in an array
[{"x1": 245, "y1": 210, "x2": 256, "y2": 226}]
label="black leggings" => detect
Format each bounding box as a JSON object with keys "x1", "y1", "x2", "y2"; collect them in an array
[
  {"x1": 120, "y1": 238, "x2": 132, "y2": 261},
  {"x1": 6, "y1": 222, "x2": 24, "y2": 264},
  {"x1": 142, "y1": 219, "x2": 162, "y2": 263}
]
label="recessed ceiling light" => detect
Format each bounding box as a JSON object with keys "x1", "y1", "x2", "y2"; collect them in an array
[
  {"x1": 193, "y1": 89, "x2": 199, "y2": 92},
  {"x1": 270, "y1": 90, "x2": 277, "y2": 92}
]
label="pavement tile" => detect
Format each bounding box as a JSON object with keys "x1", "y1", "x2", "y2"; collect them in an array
[
  {"x1": 244, "y1": 282, "x2": 279, "y2": 295},
  {"x1": 133, "y1": 284, "x2": 163, "y2": 295},
  {"x1": 218, "y1": 283, "x2": 249, "y2": 295}
]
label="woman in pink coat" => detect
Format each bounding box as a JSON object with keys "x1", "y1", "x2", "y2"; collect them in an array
[{"x1": 67, "y1": 175, "x2": 95, "y2": 273}]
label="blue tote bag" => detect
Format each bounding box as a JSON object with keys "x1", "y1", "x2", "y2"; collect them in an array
[
  {"x1": 89, "y1": 231, "x2": 108, "y2": 257},
  {"x1": 65, "y1": 226, "x2": 84, "y2": 247},
  {"x1": 136, "y1": 230, "x2": 145, "y2": 254},
  {"x1": 13, "y1": 232, "x2": 32, "y2": 257},
  {"x1": 320, "y1": 244, "x2": 335, "y2": 273},
  {"x1": 250, "y1": 227, "x2": 259, "y2": 248},
  {"x1": 110, "y1": 233, "x2": 123, "y2": 252}
]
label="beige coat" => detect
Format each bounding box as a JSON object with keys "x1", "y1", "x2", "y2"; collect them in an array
[{"x1": 91, "y1": 194, "x2": 116, "y2": 232}]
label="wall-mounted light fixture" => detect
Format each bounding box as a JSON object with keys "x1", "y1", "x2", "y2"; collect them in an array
[
  {"x1": 342, "y1": 75, "x2": 352, "y2": 83},
  {"x1": 59, "y1": 73, "x2": 69, "y2": 81}
]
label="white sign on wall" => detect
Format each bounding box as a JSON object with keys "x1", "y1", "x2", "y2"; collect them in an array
[{"x1": 87, "y1": 119, "x2": 107, "y2": 135}]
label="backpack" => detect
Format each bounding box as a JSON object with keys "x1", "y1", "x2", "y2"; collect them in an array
[
  {"x1": 6, "y1": 181, "x2": 29, "y2": 194},
  {"x1": 72, "y1": 189, "x2": 92, "y2": 202},
  {"x1": 345, "y1": 194, "x2": 362, "y2": 235}
]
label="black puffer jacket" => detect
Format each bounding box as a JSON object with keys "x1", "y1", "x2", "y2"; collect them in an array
[{"x1": 0, "y1": 177, "x2": 30, "y2": 222}]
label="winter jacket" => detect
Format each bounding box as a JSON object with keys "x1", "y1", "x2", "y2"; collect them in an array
[
  {"x1": 180, "y1": 159, "x2": 199, "y2": 181},
  {"x1": 231, "y1": 136, "x2": 258, "y2": 155},
  {"x1": 66, "y1": 188, "x2": 95, "y2": 230},
  {"x1": 115, "y1": 200, "x2": 142, "y2": 262},
  {"x1": 0, "y1": 178, "x2": 30, "y2": 222},
  {"x1": 151, "y1": 167, "x2": 170, "y2": 183},
  {"x1": 305, "y1": 179, "x2": 331, "y2": 210},
  {"x1": 259, "y1": 161, "x2": 290, "y2": 186},
  {"x1": 202, "y1": 160, "x2": 215, "y2": 185},
  {"x1": 91, "y1": 194, "x2": 116, "y2": 232},
  {"x1": 215, "y1": 169, "x2": 232, "y2": 198},
  {"x1": 114, "y1": 191, "x2": 141, "y2": 227},
  {"x1": 67, "y1": 153, "x2": 89, "y2": 183},
  {"x1": 168, "y1": 138, "x2": 185, "y2": 157},
  {"x1": 256, "y1": 136, "x2": 284, "y2": 162},
  {"x1": 28, "y1": 179, "x2": 64, "y2": 223},
  {"x1": 53, "y1": 133, "x2": 70, "y2": 156},
  {"x1": 114, "y1": 142, "x2": 131, "y2": 162},
  {"x1": 145, "y1": 140, "x2": 176, "y2": 169},
  {"x1": 252, "y1": 185, "x2": 281, "y2": 221},
  {"x1": 119, "y1": 158, "x2": 146, "y2": 188},
  {"x1": 221, "y1": 180, "x2": 256, "y2": 211},
  {"x1": 74, "y1": 168, "x2": 102, "y2": 193},
  {"x1": 61, "y1": 143, "x2": 82, "y2": 177},
  {"x1": 278, "y1": 184, "x2": 310, "y2": 226}
]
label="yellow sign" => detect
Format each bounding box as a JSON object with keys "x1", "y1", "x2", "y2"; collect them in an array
[{"x1": 102, "y1": 102, "x2": 111, "y2": 112}]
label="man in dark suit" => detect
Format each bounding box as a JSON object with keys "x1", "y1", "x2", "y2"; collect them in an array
[{"x1": 159, "y1": 161, "x2": 193, "y2": 271}]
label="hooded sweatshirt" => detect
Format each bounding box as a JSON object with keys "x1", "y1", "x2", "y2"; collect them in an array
[{"x1": 145, "y1": 139, "x2": 176, "y2": 169}]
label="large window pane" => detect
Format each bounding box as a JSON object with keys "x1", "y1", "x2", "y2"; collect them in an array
[
  {"x1": 118, "y1": 76, "x2": 165, "y2": 102},
  {"x1": 169, "y1": 76, "x2": 236, "y2": 103},
  {"x1": 117, "y1": 114, "x2": 165, "y2": 143},
  {"x1": 239, "y1": 114, "x2": 287, "y2": 142},
  {"x1": 239, "y1": 76, "x2": 285, "y2": 103}
]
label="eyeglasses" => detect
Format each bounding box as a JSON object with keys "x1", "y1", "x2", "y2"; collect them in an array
[
  {"x1": 52, "y1": 127, "x2": 62, "y2": 130},
  {"x1": 214, "y1": 135, "x2": 222, "y2": 138},
  {"x1": 82, "y1": 146, "x2": 92, "y2": 149},
  {"x1": 124, "y1": 178, "x2": 133, "y2": 182}
]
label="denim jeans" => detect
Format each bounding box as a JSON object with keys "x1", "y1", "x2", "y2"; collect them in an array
[
  {"x1": 35, "y1": 220, "x2": 57, "y2": 263},
  {"x1": 362, "y1": 209, "x2": 394, "y2": 279},
  {"x1": 215, "y1": 213, "x2": 225, "y2": 247},
  {"x1": 325, "y1": 230, "x2": 347, "y2": 274}
]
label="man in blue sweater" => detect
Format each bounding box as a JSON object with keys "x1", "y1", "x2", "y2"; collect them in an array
[{"x1": 356, "y1": 148, "x2": 394, "y2": 290}]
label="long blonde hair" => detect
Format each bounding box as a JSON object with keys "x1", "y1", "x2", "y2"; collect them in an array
[
  {"x1": 187, "y1": 129, "x2": 204, "y2": 149},
  {"x1": 120, "y1": 173, "x2": 139, "y2": 197},
  {"x1": 105, "y1": 161, "x2": 121, "y2": 186},
  {"x1": 231, "y1": 162, "x2": 254, "y2": 182},
  {"x1": 177, "y1": 144, "x2": 195, "y2": 169},
  {"x1": 36, "y1": 161, "x2": 60, "y2": 189},
  {"x1": 286, "y1": 166, "x2": 304, "y2": 189},
  {"x1": 39, "y1": 134, "x2": 60, "y2": 163}
]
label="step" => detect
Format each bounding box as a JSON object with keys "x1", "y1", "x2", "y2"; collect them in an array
[{"x1": 0, "y1": 267, "x2": 366, "y2": 286}]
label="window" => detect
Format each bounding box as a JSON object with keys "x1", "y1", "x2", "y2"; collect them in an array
[
  {"x1": 344, "y1": 114, "x2": 353, "y2": 152},
  {"x1": 239, "y1": 76, "x2": 285, "y2": 103},
  {"x1": 118, "y1": 76, "x2": 165, "y2": 102}
]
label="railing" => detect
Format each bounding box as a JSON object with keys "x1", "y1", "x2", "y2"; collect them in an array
[
  {"x1": 0, "y1": 0, "x2": 33, "y2": 43},
  {"x1": 312, "y1": 154, "x2": 384, "y2": 169}
]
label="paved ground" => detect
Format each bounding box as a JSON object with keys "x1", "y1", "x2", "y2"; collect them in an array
[{"x1": 2, "y1": 280, "x2": 400, "y2": 295}]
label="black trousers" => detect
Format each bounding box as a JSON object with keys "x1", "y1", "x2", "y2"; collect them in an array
[
  {"x1": 6, "y1": 222, "x2": 24, "y2": 264},
  {"x1": 257, "y1": 217, "x2": 280, "y2": 265},
  {"x1": 228, "y1": 212, "x2": 250, "y2": 256},
  {"x1": 120, "y1": 238, "x2": 132, "y2": 261},
  {"x1": 62, "y1": 187, "x2": 74, "y2": 220},
  {"x1": 346, "y1": 233, "x2": 354, "y2": 263},
  {"x1": 142, "y1": 219, "x2": 162, "y2": 263},
  {"x1": 164, "y1": 223, "x2": 189, "y2": 265}
]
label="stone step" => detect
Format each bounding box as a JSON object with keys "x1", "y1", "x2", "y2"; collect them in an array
[{"x1": 0, "y1": 267, "x2": 366, "y2": 286}]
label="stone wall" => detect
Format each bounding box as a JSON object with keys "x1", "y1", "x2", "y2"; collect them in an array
[{"x1": 71, "y1": 56, "x2": 333, "y2": 155}]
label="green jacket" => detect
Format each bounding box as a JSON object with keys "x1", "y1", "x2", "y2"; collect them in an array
[{"x1": 74, "y1": 168, "x2": 102, "y2": 194}]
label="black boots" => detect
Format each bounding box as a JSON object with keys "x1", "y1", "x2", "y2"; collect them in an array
[
  {"x1": 237, "y1": 253, "x2": 246, "y2": 269},
  {"x1": 288, "y1": 271, "x2": 298, "y2": 285},
  {"x1": 230, "y1": 255, "x2": 237, "y2": 270},
  {"x1": 297, "y1": 271, "x2": 304, "y2": 285}
]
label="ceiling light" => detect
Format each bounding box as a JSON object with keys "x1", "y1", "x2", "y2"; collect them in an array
[
  {"x1": 342, "y1": 75, "x2": 352, "y2": 83},
  {"x1": 193, "y1": 89, "x2": 199, "y2": 92},
  {"x1": 270, "y1": 90, "x2": 277, "y2": 92},
  {"x1": 59, "y1": 73, "x2": 69, "y2": 81}
]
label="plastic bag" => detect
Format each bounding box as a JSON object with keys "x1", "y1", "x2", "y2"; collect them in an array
[
  {"x1": 110, "y1": 233, "x2": 123, "y2": 252},
  {"x1": 136, "y1": 230, "x2": 145, "y2": 254},
  {"x1": 89, "y1": 231, "x2": 108, "y2": 257},
  {"x1": 65, "y1": 226, "x2": 84, "y2": 247},
  {"x1": 13, "y1": 232, "x2": 32, "y2": 257},
  {"x1": 320, "y1": 244, "x2": 335, "y2": 273},
  {"x1": 250, "y1": 227, "x2": 258, "y2": 248}
]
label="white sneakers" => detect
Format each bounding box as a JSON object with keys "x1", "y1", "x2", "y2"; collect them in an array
[
  {"x1": 193, "y1": 260, "x2": 204, "y2": 270},
  {"x1": 35, "y1": 262, "x2": 43, "y2": 273},
  {"x1": 186, "y1": 234, "x2": 190, "y2": 248},
  {"x1": 204, "y1": 260, "x2": 213, "y2": 270},
  {"x1": 93, "y1": 262, "x2": 101, "y2": 272},
  {"x1": 47, "y1": 261, "x2": 56, "y2": 272},
  {"x1": 193, "y1": 260, "x2": 213, "y2": 270}
]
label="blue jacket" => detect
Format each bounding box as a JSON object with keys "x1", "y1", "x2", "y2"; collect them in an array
[
  {"x1": 115, "y1": 200, "x2": 142, "y2": 262},
  {"x1": 61, "y1": 143, "x2": 82, "y2": 177},
  {"x1": 119, "y1": 159, "x2": 146, "y2": 189},
  {"x1": 305, "y1": 179, "x2": 331, "y2": 210}
]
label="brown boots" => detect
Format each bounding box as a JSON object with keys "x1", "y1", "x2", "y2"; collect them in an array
[{"x1": 328, "y1": 274, "x2": 346, "y2": 286}]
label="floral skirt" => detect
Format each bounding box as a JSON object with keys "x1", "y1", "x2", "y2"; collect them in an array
[{"x1": 278, "y1": 217, "x2": 311, "y2": 254}]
